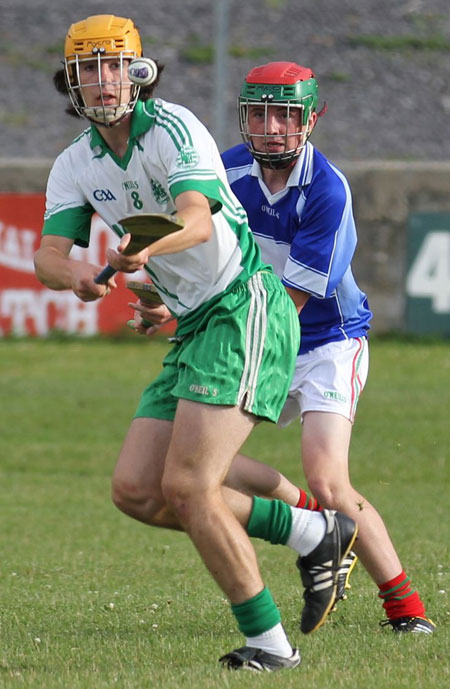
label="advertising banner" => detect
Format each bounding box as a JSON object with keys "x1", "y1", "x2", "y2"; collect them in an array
[
  {"x1": 0, "y1": 193, "x2": 160, "y2": 337},
  {"x1": 406, "y1": 212, "x2": 450, "y2": 336}
]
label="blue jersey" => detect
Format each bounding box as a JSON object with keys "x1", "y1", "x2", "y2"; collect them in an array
[{"x1": 222, "y1": 142, "x2": 372, "y2": 354}]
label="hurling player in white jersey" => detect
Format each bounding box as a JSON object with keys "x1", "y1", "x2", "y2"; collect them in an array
[
  {"x1": 34, "y1": 16, "x2": 359, "y2": 671},
  {"x1": 220, "y1": 62, "x2": 434, "y2": 635}
]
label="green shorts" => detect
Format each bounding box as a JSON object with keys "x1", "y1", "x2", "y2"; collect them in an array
[{"x1": 134, "y1": 271, "x2": 300, "y2": 423}]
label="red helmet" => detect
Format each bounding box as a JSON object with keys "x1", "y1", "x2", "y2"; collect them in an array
[{"x1": 239, "y1": 61, "x2": 319, "y2": 168}]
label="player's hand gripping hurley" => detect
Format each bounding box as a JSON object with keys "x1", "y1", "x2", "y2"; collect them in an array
[
  {"x1": 94, "y1": 213, "x2": 185, "y2": 284},
  {"x1": 126, "y1": 280, "x2": 166, "y2": 330}
]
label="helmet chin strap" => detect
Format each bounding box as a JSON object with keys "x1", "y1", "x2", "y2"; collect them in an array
[
  {"x1": 253, "y1": 146, "x2": 302, "y2": 170},
  {"x1": 83, "y1": 104, "x2": 130, "y2": 127},
  {"x1": 250, "y1": 126, "x2": 310, "y2": 170},
  {"x1": 258, "y1": 154, "x2": 299, "y2": 170}
]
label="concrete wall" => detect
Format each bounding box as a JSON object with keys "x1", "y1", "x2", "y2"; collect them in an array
[
  {"x1": 2, "y1": 158, "x2": 450, "y2": 333},
  {"x1": 340, "y1": 161, "x2": 450, "y2": 332}
]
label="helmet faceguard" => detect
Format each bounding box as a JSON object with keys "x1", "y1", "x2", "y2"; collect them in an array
[
  {"x1": 239, "y1": 62, "x2": 319, "y2": 169},
  {"x1": 64, "y1": 14, "x2": 143, "y2": 127}
]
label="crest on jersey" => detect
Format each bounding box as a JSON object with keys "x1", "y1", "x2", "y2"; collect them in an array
[
  {"x1": 176, "y1": 145, "x2": 200, "y2": 169},
  {"x1": 151, "y1": 178, "x2": 170, "y2": 204}
]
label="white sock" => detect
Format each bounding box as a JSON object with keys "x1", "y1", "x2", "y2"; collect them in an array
[
  {"x1": 246, "y1": 622, "x2": 293, "y2": 658},
  {"x1": 286, "y1": 507, "x2": 327, "y2": 556}
]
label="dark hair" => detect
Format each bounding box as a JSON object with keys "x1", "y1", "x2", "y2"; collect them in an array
[{"x1": 53, "y1": 61, "x2": 165, "y2": 119}]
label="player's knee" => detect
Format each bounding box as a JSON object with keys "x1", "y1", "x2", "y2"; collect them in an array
[
  {"x1": 306, "y1": 476, "x2": 347, "y2": 509},
  {"x1": 161, "y1": 473, "x2": 201, "y2": 522},
  {"x1": 160, "y1": 475, "x2": 184, "y2": 509},
  {"x1": 111, "y1": 476, "x2": 162, "y2": 524},
  {"x1": 111, "y1": 478, "x2": 133, "y2": 514}
]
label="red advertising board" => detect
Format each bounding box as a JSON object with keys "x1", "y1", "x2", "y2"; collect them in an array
[{"x1": 0, "y1": 193, "x2": 163, "y2": 336}]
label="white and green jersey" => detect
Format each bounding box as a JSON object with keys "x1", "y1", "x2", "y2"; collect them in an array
[{"x1": 43, "y1": 99, "x2": 265, "y2": 334}]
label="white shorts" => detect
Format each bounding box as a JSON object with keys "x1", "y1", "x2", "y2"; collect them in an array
[{"x1": 277, "y1": 337, "x2": 369, "y2": 427}]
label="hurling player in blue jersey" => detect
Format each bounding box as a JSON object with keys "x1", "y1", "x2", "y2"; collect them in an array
[{"x1": 221, "y1": 61, "x2": 434, "y2": 635}]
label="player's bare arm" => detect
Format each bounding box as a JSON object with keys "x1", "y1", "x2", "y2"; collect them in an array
[
  {"x1": 285, "y1": 286, "x2": 310, "y2": 315},
  {"x1": 147, "y1": 190, "x2": 212, "y2": 257},
  {"x1": 34, "y1": 235, "x2": 113, "y2": 301},
  {"x1": 103, "y1": 192, "x2": 212, "y2": 274},
  {"x1": 144, "y1": 191, "x2": 212, "y2": 258}
]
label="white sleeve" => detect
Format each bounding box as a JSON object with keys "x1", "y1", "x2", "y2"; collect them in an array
[
  {"x1": 152, "y1": 101, "x2": 223, "y2": 206},
  {"x1": 44, "y1": 151, "x2": 87, "y2": 221}
]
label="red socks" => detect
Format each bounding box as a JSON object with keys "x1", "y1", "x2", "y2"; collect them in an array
[
  {"x1": 378, "y1": 570, "x2": 426, "y2": 620},
  {"x1": 295, "y1": 488, "x2": 323, "y2": 511}
]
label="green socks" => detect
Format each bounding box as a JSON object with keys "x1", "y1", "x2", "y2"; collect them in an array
[
  {"x1": 246, "y1": 496, "x2": 293, "y2": 545},
  {"x1": 231, "y1": 587, "x2": 281, "y2": 636}
]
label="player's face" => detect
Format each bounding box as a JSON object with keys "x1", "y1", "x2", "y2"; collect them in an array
[
  {"x1": 78, "y1": 57, "x2": 131, "y2": 108},
  {"x1": 247, "y1": 104, "x2": 305, "y2": 157}
]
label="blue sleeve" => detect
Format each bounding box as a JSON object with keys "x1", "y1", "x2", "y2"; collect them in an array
[{"x1": 284, "y1": 166, "x2": 358, "y2": 298}]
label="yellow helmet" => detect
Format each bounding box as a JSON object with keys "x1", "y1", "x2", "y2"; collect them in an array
[
  {"x1": 64, "y1": 15, "x2": 143, "y2": 127},
  {"x1": 65, "y1": 14, "x2": 142, "y2": 62}
]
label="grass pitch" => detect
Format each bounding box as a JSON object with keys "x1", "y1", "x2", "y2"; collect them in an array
[{"x1": 0, "y1": 335, "x2": 449, "y2": 688}]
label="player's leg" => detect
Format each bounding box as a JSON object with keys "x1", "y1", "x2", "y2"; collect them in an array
[
  {"x1": 301, "y1": 412, "x2": 434, "y2": 632},
  {"x1": 112, "y1": 351, "x2": 296, "y2": 663},
  {"x1": 299, "y1": 337, "x2": 434, "y2": 632},
  {"x1": 225, "y1": 453, "x2": 303, "y2": 505},
  {"x1": 162, "y1": 399, "x2": 357, "y2": 648},
  {"x1": 162, "y1": 401, "x2": 263, "y2": 601},
  {"x1": 301, "y1": 410, "x2": 403, "y2": 582},
  {"x1": 162, "y1": 399, "x2": 303, "y2": 667},
  {"x1": 111, "y1": 416, "x2": 181, "y2": 529},
  {"x1": 111, "y1": 417, "x2": 318, "y2": 532},
  {"x1": 112, "y1": 412, "x2": 357, "y2": 639},
  {"x1": 111, "y1": 343, "x2": 183, "y2": 528},
  {"x1": 113, "y1": 426, "x2": 318, "y2": 528}
]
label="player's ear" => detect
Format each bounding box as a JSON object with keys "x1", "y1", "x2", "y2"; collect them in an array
[{"x1": 53, "y1": 68, "x2": 68, "y2": 94}]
